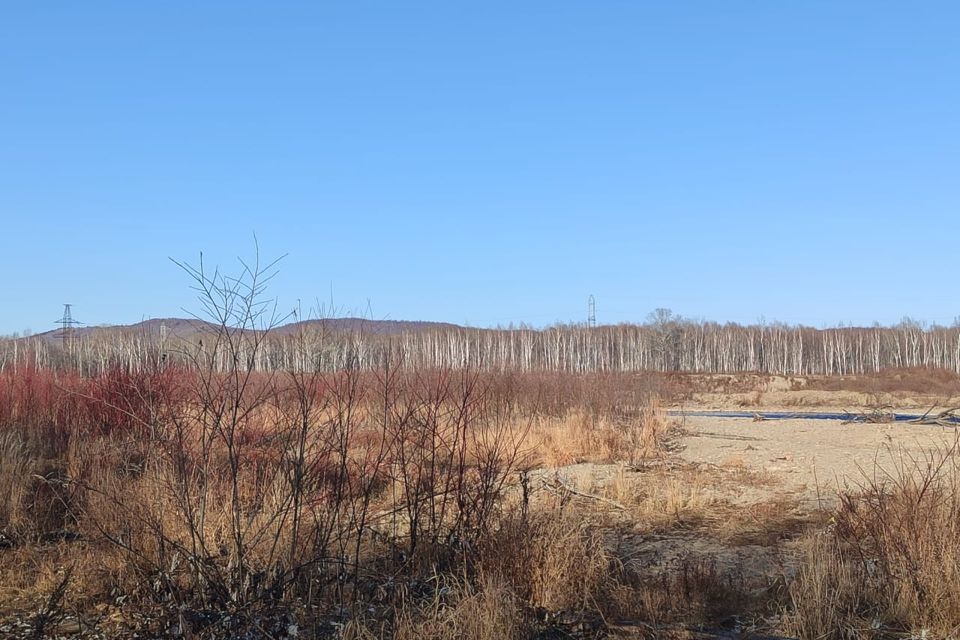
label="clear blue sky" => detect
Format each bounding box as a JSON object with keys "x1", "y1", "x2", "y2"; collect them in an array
[{"x1": 2, "y1": 2, "x2": 958, "y2": 335}]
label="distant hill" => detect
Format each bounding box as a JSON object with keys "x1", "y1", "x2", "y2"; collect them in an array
[
  {"x1": 274, "y1": 318, "x2": 462, "y2": 336},
  {"x1": 28, "y1": 317, "x2": 464, "y2": 343}
]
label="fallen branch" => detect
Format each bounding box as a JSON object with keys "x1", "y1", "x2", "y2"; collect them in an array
[
  {"x1": 539, "y1": 475, "x2": 627, "y2": 511},
  {"x1": 909, "y1": 405, "x2": 960, "y2": 427},
  {"x1": 841, "y1": 406, "x2": 896, "y2": 425}
]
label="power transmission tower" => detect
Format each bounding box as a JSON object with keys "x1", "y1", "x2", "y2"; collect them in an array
[
  {"x1": 587, "y1": 295, "x2": 596, "y2": 328},
  {"x1": 56, "y1": 304, "x2": 82, "y2": 349}
]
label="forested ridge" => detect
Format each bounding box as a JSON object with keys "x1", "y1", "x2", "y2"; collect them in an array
[{"x1": 4, "y1": 313, "x2": 957, "y2": 376}]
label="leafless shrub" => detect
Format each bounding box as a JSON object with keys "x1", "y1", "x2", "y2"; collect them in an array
[{"x1": 39, "y1": 249, "x2": 532, "y2": 636}]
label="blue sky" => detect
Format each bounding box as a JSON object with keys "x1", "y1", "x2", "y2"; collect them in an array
[{"x1": 2, "y1": 2, "x2": 958, "y2": 335}]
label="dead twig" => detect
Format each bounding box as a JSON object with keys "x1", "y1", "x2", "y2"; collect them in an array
[
  {"x1": 31, "y1": 565, "x2": 73, "y2": 639},
  {"x1": 539, "y1": 475, "x2": 627, "y2": 511}
]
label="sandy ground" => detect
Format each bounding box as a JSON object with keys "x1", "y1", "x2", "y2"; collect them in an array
[{"x1": 676, "y1": 414, "x2": 959, "y2": 507}]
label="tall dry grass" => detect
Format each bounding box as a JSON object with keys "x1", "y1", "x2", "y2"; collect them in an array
[
  {"x1": 786, "y1": 439, "x2": 960, "y2": 638},
  {"x1": 0, "y1": 431, "x2": 32, "y2": 537},
  {"x1": 529, "y1": 400, "x2": 668, "y2": 468}
]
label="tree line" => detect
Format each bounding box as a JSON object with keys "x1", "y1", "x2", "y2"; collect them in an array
[{"x1": 2, "y1": 313, "x2": 958, "y2": 376}]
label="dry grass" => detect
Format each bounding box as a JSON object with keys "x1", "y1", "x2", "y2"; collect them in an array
[
  {"x1": 482, "y1": 506, "x2": 616, "y2": 613},
  {"x1": 336, "y1": 503, "x2": 631, "y2": 638},
  {"x1": 0, "y1": 537, "x2": 130, "y2": 623},
  {"x1": 0, "y1": 431, "x2": 33, "y2": 536},
  {"x1": 529, "y1": 400, "x2": 668, "y2": 468},
  {"x1": 0, "y1": 364, "x2": 678, "y2": 637},
  {"x1": 785, "y1": 440, "x2": 960, "y2": 638},
  {"x1": 671, "y1": 369, "x2": 960, "y2": 400},
  {"x1": 343, "y1": 576, "x2": 528, "y2": 640},
  {"x1": 605, "y1": 466, "x2": 718, "y2": 533},
  {"x1": 600, "y1": 461, "x2": 789, "y2": 540},
  {"x1": 802, "y1": 367, "x2": 960, "y2": 397},
  {"x1": 16, "y1": 361, "x2": 960, "y2": 638},
  {"x1": 736, "y1": 389, "x2": 764, "y2": 407},
  {"x1": 783, "y1": 533, "x2": 873, "y2": 639}
]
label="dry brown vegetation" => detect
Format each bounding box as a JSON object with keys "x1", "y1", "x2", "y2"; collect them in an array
[
  {"x1": 0, "y1": 258, "x2": 673, "y2": 639},
  {"x1": 785, "y1": 442, "x2": 960, "y2": 639},
  {"x1": 8, "y1": 363, "x2": 954, "y2": 639},
  {"x1": 5, "y1": 261, "x2": 960, "y2": 639},
  {"x1": 0, "y1": 364, "x2": 674, "y2": 639}
]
